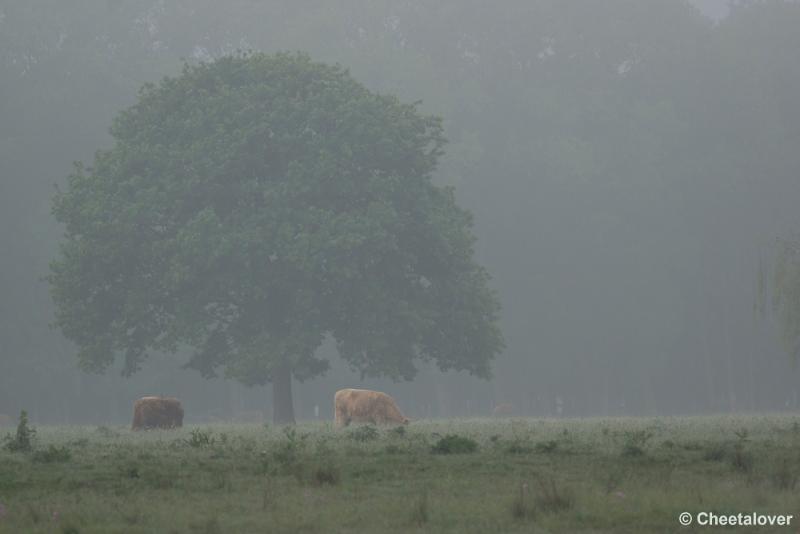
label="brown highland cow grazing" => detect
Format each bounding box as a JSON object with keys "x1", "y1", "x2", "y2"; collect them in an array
[
  {"x1": 492, "y1": 403, "x2": 515, "y2": 417},
  {"x1": 334, "y1": 388, "x2": 409, "y2": 427},
  {"x1": 131, "y1": 396, "x2": 184, "y2": 430}
]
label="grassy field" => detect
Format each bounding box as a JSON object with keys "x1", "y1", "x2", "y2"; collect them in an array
[{"x1": 1, "y1": 415, "x2": 800, "y2": 533}]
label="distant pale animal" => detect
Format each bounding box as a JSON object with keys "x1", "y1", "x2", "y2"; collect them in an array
[
  {"x1": 492, "y1": 403, "x2": 515, "y2": 417},
  {"x1": 0, "y1": 414, "x2": 13, "y2": 427},
  {"x1": 131, "y1": 396, "x2": 184, "y2": 430},
  {"x1": 334, "y1": 388, "x2": 409, "y2": 427}
]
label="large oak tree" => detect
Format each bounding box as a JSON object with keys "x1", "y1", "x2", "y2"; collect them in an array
[{"x1": 49, "y1": 52, "x2": 503, "y2": 423}]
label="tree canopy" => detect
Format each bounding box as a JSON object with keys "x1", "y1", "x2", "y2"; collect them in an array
[{"x1": 49, "y1": 52, "x2": 504, "y2": 423}]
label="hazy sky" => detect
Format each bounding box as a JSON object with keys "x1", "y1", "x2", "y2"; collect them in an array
[{"x1": 691, "y1": 0, "x2": 731, "y2": 19}]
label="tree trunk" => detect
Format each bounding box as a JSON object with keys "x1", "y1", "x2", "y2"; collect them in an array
[{"x1": 272, "y1": 362, "x2": 295, "y2": 425}]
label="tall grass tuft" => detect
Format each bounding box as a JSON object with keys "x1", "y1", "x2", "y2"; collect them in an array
[
  {"x1": 349, "y1": 425, "x2": 379, "y2": 442},
  {"x1": 535, "y1": 476, "x2": 574, "y2": 513},
  {"x1": 511, "y1": 482, "x2": 535, "y2": 521},
  {"x1": 621, "y1": 430, "x2": 652, "y2": 457},
  {"x1": 431, "y1": 434, "x2": 478, "y2": 454},
  {"x1": 770, "y1": 459, "x2": 798, "y2": 490},
  {"x1": 411, "y1": 490, "x2": 430, "y2": 526},
  {"x1": 3, "y1": 410, "x2": 36, "y2": 452},
  {"x1": 32, "y1": 444, "x2": 72, "y2": 463},
  {"x1": 731, "y1": 429, "x2": 753, "y2": 473},
  {"x1": 312, "y1": 464, "x2": 341, "y2": 486}
]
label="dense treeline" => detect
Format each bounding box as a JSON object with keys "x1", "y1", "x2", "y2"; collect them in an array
[{"x1": 2, "y1": 1, "x2": 800, "y2": 422}]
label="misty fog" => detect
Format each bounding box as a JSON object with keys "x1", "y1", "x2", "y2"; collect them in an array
[{"x1": 2, "y1": 0, "x2": 800, "y2": 424}]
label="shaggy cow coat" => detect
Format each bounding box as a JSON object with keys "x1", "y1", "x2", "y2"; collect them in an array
[
  {"x1": 334, "y1": 388, "x2": 409, "y2": 427},
  {"x1": 131, "y1": 396, "x2": 184, "y2": 430}
]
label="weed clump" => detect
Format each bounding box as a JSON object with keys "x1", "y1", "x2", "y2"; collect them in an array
[
  {"x1": 410, "y1": 490, "x2": 429, "y2": 526},
  {"x1": 770, "y1": 459, "x2": 798, "y2": 491},
  {"x1": 431, "y1": 434, "x2": 478, "y2": 454},
  {"x1": 3, "y1": 410, "x2": 35, "y2": 452},
  {"x1": 535, "y1": 477, "x2": 574, "y2": 513},
  {"x1": 731, "y1": 429, "x2": 753, "y2": 473},
  {"x1": 388, "y1": 425, "x2": 406, "y2": 438},
  {"x1": 534, "y1": 440, "x2": 559, "y2": 454},
  {"x1": 186, "y1": 428, "x2": 215, "y2": 448},
  {"x1": 273, "y1": 426, "x2": 309, "y2": 478},
  {"x1": 621, "y1": 430, "x2": 652, "y2": 457},
  {"x1": 507, "y1": 441, "x2": 534, "y2": 454},
  {"x1": 32, "y1": 445, "x2": 72, "y2": 463},
  {"x1": 511, "y1": 482, "x2": 535, "y2": 521},
  {"x1": 703, "y1": 443, "x2": 727, "y2": 462},
  {"x1": 125, "y1": 465, "x2": 140, "y2": 479},
  {"x1": 349, "y1": 425, "x2": 379, "y2": 442},
  {"x1": 384, "y1": 444, "x2": 402, "y2": 454},
  {"x1": 95, "y1": 425, "x2": 118, "y2": 438},
  {"x1": 312, "y1": 464, "x2": 341, "y2": 486}
]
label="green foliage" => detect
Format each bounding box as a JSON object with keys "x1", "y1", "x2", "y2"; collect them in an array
[
  {"x1": 48, "y1": 51, "x2": 503, "y2": 401},
  {"x1": 3, "y1": 411, "x2": 36, "y2": 453},
  {"x1": 511, "y1": 482, "x2": 535, "y2": 521},
  {"x1": 349, "y1": 424, "x2": 379, "y2": 442},
  {"x1": 621, "y1": 430, "x2": 653, "y2": 457},
  {"x1": 534, "y1": 477, "x2": 574, "y2": 514},
  {"x1": 186, "y1": 428, "x2": 215, "y2": 448},
  {"x1": 731, "y1": 429, "x2": 753, "y2": 473},
  {"x1": 32, "y1": 445, "x2": 72, "y2": 463},
  {"x1": 703, "y1": 443, "x2": 728, "y2": 462},
  {"x1": 534, "y1": 440, "x2": 559, "y2": 454},
  {"x1": 273, "y1": 426, "x2": 309, "y2": 470},
  {"x1": 1, "y1": 416, "x2": 800, "y2": 531},
  {"x1": 95, "y1": 426, "x2": 119, "y2": 439},
  {"x1": 431, "y1": 434, "x2": 478, "y2": 454},
  {"x1": 770, "y1": 459, "x2": 798, "y2": 491},
  {"x1": 388, "y1": 425, "x2": 406, "y2": 438},
  {"x1": 311, "y1": 464, "x2": 341, "y2": 486},
  {"x1": 410, "y1": 490, "x2": 430, "y2": 526},
  {"x1": 506, "y1": 441, "x2": 534, "y2": 455}
]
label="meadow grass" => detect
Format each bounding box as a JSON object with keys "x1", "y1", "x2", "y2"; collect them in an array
[{"x1": 1, "y1": 415, "x2": 800, "y2": 532}]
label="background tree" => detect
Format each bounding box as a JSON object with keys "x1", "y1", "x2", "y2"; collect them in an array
[
  {"x1": 48, "y1": 52, "x2": 504, "y2": 424},
  {"x1": 765, "y1": 236, "x2": 800, "y2": 361},
  {"x1": 4, "y1": 1, "x2": 800, "y2": 422}
]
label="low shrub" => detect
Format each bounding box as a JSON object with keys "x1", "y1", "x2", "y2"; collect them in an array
[
  {"x1": 311, "y1": 464, "x2": 341, "y2": 486},
  {"x1": 431, "y1": 434, "x2": 478, "y2": 454},
  {"x1": 3, "y1": 410, "x2": 35, "y2": 452},
  {"x1": 535, "y1": 477, "x2": 574, "y2": 513},
  {"x1": 621, "y1": 430, "x2": 653, "y2": 457},
  {"x1": 770, "y1": 459, "x2": 798, "y2": 491},
  {"x1": 349, "y1": 425, "x2": 379, "y2": 443},
  {"x1": 388, "y1": 425, "x2": 406, "y2": 438},
  {"x1": 507, "y1": 441, "x2": 534, "y2": 454},
  {"x1": 273, "y1": 426, "x2": 309, "y2": 471},
  {"x1": 511, "y1": 482, "x2": 535, "y2": 521},
  {"x1": 410, "y1": 491, "x2": 429, "y2": 526},
  {"x1": 32, "y1": 445, "x2": 72, "y2": 463},
  {"x1": 703, "y1": 443, "x2": 727, "y2": 462},
  {"x1": 534, "y1": 440, "x2": 559, "y2": 454},
  {"x1": 186, "y1": 428, "x2": 215, "y2": 448}
]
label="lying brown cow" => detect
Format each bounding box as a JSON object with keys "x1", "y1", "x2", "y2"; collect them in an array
[
  {"x1": 334, "y1": 388, "x2": 409, "y2": 427},
  {"x1": 131, "y1": 396, "x2": 184, "y2": 430}
]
